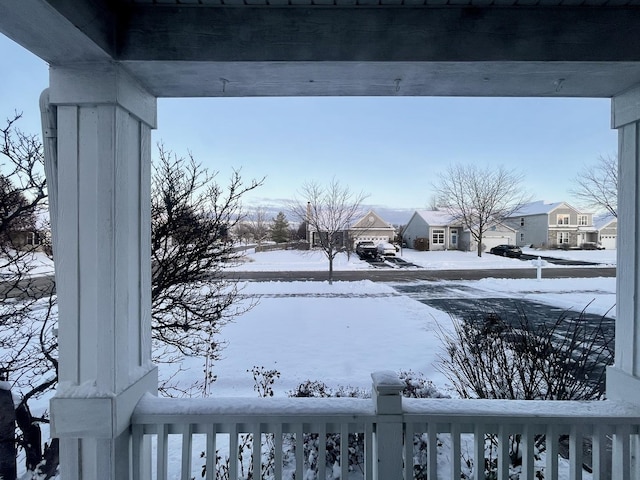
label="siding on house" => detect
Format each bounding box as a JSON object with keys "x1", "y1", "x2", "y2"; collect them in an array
[
  {"x1": 350, "y1": 210, "x2": 396, "y2": 246},
  {"x1": 507, "y1": 201, "x2": 597, "y2": 248},
  {"x1": 403, "y1": 210, "x2": 516, "y2": 252},
  {"x1": 403, "y1": 211, "x2": 459, "y2": 251},
  {"x1": 507, "y1": 213, "x2": 549, "y2": 247},
  {"x1": 594, "y1": 215, "x2": 617, "y2": 249}
]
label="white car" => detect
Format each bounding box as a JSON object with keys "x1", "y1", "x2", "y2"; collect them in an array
[{"x1": 377, "y1": 242, "x2": 397, "y2": 257}]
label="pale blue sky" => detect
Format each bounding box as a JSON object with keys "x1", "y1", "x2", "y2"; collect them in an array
[{"x1": 1, "y1": 33, "x2": 617, "y2": 221}]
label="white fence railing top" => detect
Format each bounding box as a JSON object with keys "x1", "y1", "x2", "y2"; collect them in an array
[
  {"x1": 402, "y1": 397, "x2": 640, "y2": 421},
  {"x1": 133, "y1": 392, "x2": 375, "y2": 424}
]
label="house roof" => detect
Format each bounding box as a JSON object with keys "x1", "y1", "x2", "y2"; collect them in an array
[
  {"x1": 594, "y1": 213, "x2": 617, "y2": 230},
  {"x1": 413, "y1": 210, "x2": 458, "y2": 227},
  {"x1": 351, "y1": 210, "x2": 394, "y2": 230},
  {"x1": 509, "y1": 200, "x2": 592, "y2": 217}
]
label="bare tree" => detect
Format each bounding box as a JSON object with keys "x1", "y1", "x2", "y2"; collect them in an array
[
  {"x1": 248, "y1": 206, "x2": 271, "y2": 246},
  {"x1": 0, "y1": 112, "x2": 58, "y2": 478},
  {"x1": 571, "y1": 153, "x2": 618, "y2": 217},
  {"x1": 151, "y1": 144, "x2": 263, "y2": 395},
  {"x1": 434, "y1": 164, "x2": 530, "y2": 257},
  {"x1": 427, "y1": 194, "x2": 440, "y2": 211},
  {"x1": 290, "y1": 178, "x2": 368, "y2": 284}
]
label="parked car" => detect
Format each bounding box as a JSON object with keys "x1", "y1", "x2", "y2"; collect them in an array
[
  {"x1": 355, "y1": 241, "x2": 377, "y2": 259},
  {"x1": 377, "y1": 242, "x2": 397, "y2": 257},
  {"x1": 489, "y1": 244, "x2": 522, "y2": 258}
]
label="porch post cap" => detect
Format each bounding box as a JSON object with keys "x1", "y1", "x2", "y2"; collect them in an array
[{"x1": 371, "y1": 371, "x2": 404, "y2": 395}]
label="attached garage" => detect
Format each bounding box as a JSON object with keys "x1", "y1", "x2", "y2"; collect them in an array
[
  {"x1": 463, "y1": 224, "x2": 518, "y2": 253},
  {"x1": 595, "y1": 215, "x2": 617, "y2": 250}
]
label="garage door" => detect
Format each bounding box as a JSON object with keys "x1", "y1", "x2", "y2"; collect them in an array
[
  {"x1": 482, "y1": 236, "x2": 513, "y2": 251},
  {"x1": 600, "y1": 235, "x2": 617, "y2": 250}
]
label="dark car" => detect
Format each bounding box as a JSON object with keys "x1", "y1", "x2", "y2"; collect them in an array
[
  {"x1": 489, "y1": 244, "x2": 522, "y2": 258},
  {"x1": 356, "y1": 241, "x2": 378, "y2": 259}
]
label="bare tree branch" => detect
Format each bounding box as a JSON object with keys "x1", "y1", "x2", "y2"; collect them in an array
[
  {"x1": 150, "y1": 144, "x2": 264, "y2": 395},
  {"x1": 570, "y1": 154, "x2": 618, "y2": 217},
  {"x1": 290, "y1": 178, "x2": 368, "y2": 284},
  {"x1": 434, "y1": 164, "x2": 530, "y2": 256}
]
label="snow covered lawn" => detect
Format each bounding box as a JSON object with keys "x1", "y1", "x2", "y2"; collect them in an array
[
  {"x1": 228, "y1": 247, "x2": 616, "y2": 272},
  {"x1": 166, "y1": 275, "x2": 616, "y2": 398},
  {"x1": 171, "y1": 280, "x2": 454, "y2": 397}
]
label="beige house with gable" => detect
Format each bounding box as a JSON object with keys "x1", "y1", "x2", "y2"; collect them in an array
[{"x1": 349, "y1": 210, "x2": 396, "y2": 246}]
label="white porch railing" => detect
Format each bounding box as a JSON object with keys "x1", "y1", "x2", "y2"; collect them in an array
[{"x1": 131, "y1": 371, "x2": 640, "y2": 480}]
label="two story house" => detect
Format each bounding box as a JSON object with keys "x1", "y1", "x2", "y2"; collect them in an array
[{"x1": 506, "y1": 201, "x2": 598, "y2": 248}]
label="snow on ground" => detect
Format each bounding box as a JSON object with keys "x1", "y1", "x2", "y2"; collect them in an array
[
  {"x1": 522, "y1": 246, "x2": 616, "y2": 265},
  {"x1": 170, "y1": 280, "x2": 453, "y2": 397},
  {"x1": 4, "y1": 247, "x2": 616, "y2": 478},
  {"x1": 0, "y1": 251, "x2": 54, "y2": 277},
  {"x1": 460, "y1": 276, "x2": 616, "y2": 317},
  {"x1": 229, "y1": 246, "x2": 616, "y2": 272},
  {"x1": 1, "y1": 246, "x2": 616, "y2": 277},
  {"x1": 165, "y1": 248, "x2": 617, "y2": 397},
  {"x1": 229, "y1": 248, "x2": 372, "y2": 271}
]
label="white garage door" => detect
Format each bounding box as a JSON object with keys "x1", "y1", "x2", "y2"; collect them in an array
[
  {"x1": 482, "y1": 236, "x2": 513, "y2": 250},
  {"x1": 600, "y1": 235, "x2": 617, "y2": 250}
]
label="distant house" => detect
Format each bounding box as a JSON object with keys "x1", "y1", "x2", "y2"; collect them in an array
[
  {"x1": 307, "y1": 209, "x2": 396, "y2": 249},
  {"x1": 506, "y1": 201, "x2": 598, "y2": 248},
  {"x1": 349, "y1": 210, "x2": 396, "y2": 246},
  {"x1": 594, "y1": 214, "x2": 617, "y2": 249},
  {"x1": 10, "y1": 230, "x2": 42, "y2": 248},
  {"x1": 402, "y1": 210, "x2": 517, "y2": 252}
]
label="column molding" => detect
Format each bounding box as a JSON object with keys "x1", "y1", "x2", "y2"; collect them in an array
[
  {"x1": 49, "y1": 63, "x2": 157, "y2": 129},
  {"x1": 46, "y1": 63, "x2": 157, "y2": 479}
]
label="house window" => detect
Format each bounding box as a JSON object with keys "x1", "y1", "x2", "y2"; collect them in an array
[
  {"x1": 520, "y1": 233, "x2": 525, "y2": 243},
  {"x1": 557, "y1": 232, "x2": 570, "y2": 244},
  {"x1": 557, "y1": 214, "x2": 570, "y2": 225},
  {"x1": 26, "y1": 232, "x2": 40, "y2": 245},
  {"x1": 578, "y1": 215, "x2": 588, "y2": 226},
  {"x1": 432, "y1": 229, "x2": 445, "y2": 245},
  {"x1": 520, "y1": 217, "x2": 525, "y2": 227}
]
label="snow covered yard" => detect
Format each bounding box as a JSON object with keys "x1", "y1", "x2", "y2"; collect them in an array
[
  {"x1": 228, "y1": 246, "x2": 616, "y2": 273},
  {"x1": 4, "y1": 247, "x2": 617, "y2": 479},
  {"x1": 167, "y1": 280, "x2": 454, "y2": 397},
  {"x1": 522, "y1": 246, "x2": 616, "y2": 265},
  {"x1": 164, "y1": 247, "x2": 617, "y2": 397}
]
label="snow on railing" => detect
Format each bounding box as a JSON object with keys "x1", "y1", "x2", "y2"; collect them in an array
[
  {"x1": 403, "y1": 398, "x2": 640, "y2": 480},
  {"x1": 131, "y1": 395, "x2": 376, "y2": 480},
  {"x1": 131, "y1": 372, "x2": 640, "y2": 480}
]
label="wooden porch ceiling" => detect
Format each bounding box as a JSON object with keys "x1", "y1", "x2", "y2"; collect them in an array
[{"x1": 1, "y1": 0, "x2": 640, "y2": 97}]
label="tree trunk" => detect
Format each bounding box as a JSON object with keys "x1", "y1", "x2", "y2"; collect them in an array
[
  {"x1": 15, "y1": 400, "x2": 42, "y2": 472},
  {"x1": 0, "y1": 386, "x2": 17, "y2": 480},
  {"x1": 477, "y1": 234, "x2": 483, "y2": 257},
  {"x1": 329, "y1": 255, "x2": 334, "y2": 285}
]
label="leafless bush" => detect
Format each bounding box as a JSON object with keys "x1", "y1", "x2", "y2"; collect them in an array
[
  {"x1": 436, "y1": 304, "x2": 614, "y2": 478},
  {"x1": 437, "y1": 305, "x2": 613, "y2": 401}
]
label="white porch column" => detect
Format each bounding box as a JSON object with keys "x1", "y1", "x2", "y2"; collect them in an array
[
  {"x1": 608, "y1": 85, "x2": 640, "y2": 403},
  {"x1": 609, "y1": 85, "x2": 640, "y2": 478},
  {"x1": 46, "y1": 64, "x2": 158, "y2": 479}
]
